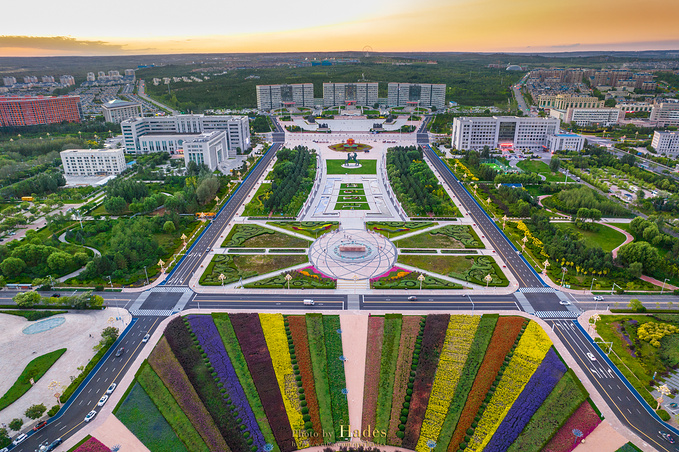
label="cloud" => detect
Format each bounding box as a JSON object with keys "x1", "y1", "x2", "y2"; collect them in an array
[{"x1": 0, "y1": 36, "x2": 126, "y2": 54}]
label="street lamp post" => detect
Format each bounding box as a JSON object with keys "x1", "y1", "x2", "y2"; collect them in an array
[
  {"x1": 611, "y1": 282, "x2": 620, "y2": 295},
  {"x1": 418, "y1": 273, "x2": 425, "y2": 290},
  {"x1": 285, "y1": 273, "x2": 292, "y2": 290},
  {"x1": 219, "y1": 273, "x2": 226, "y2": 286},
  {"x1": 484, "y1": 274, "x2": 493, "y2": 288},
  {"x1": 467, "y1": 294, "x2": 474, "y2": 314},
  {"x1": 144, "y1": 266, "x2": 149, "y2": 285},
  {"x1": 661, "y1": 278, "x2": 669, "y2": 294},
  {"x1": 107, "y1": 275, "x2": 113, "y2": 289},
  {"x1": 589, "y1": 277, "x2": 597, "y2": 294},
  {"x1": 561, "y1": 266, "x2": 568, "y2": 286}
]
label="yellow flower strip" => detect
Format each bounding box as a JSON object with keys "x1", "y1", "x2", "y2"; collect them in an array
[
  {"x1": 415, "y1": 315, "x2": 481, "y2": 452},
  {"x1": 259, "y1": 314, "x2": 308, "y2": 449},
  {"x1": 465, "y1": 321, "x2": 552, "y2": 452}
]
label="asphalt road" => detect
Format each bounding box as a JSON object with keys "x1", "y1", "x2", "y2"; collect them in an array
[
  {"x1": 12, "y1": 316, "x2": 163, "y2": 452},
  {"x1": 549, "y1": 319, "x2": 679, "y2": 452},
  {"x1": 190, "y1": 293, "x2": 346, "y2": 310},
  {"x1": 362, "y1": 294, "x2": 520, "y2": 311}
]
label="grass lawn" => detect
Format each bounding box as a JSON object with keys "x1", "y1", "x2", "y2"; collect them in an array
[
  {"x1": 553, "y1": 223, "x2": 627, "y2": 253},
  {"x1": 399, "y1": 254, "x2": 508, "y2": 286},
  {"x1": 326, "y1": 159, "x2": 377, "y2": 174},
  {"x1": 222, "y1": 224, "x2": 310, "y2": 248},
  {"x1": 0, "y1": 310, "x2": 67, "y2": 321},
  {"x1": 608, "y1": 222, "x2": 632, "y2": 233},
  {"x1": 266, "y1": 221, "x2": 338, "y2": 238},
  {"x1": 242, "y1": 183, "x2": 272, "y2": 216},
  {"x1": 200, "y1": 253, "x2": 308, "y2": 285},
  {"x1": 0, "y1": 348, "x2": 66, "y2": 410},
  {"x1": 516, "y1": 160, "x2": 564, "y2": 182},
  {"x1": 367, "y1": 221, "x2": 437, "y2": 238},
  {"x1": 337, "y1": 195, "x2": 367, "y2": 202},
  {"x1": 395, "y1": 225, "x2": 483, "y2": 249},
  {"x1": 335, "y1": 202, "x2": 370, "y2": 210}
]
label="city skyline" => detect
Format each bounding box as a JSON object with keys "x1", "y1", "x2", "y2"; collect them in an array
[{"x1": 2, "y1": 0, "x2": 679, "y2": 56}]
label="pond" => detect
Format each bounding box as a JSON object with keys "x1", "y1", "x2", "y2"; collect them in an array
[{"x1": 22, "y1": 317, "x2": 66, "y2": 335}]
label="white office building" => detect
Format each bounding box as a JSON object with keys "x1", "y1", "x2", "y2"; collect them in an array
[
  {"x1": 182, "y1": 131, "x2": 228, "y2": 171},
  {"x1": 256, "y1": 83, "x2": 314, "y2": 110},
  {"x1": 387, "y1": 83, "x2": 446, "y2": 109},
  {"x1": 547, "y1": 133, "x2": 586, "y2": 152},
  {"x1": 651, "y1": 131, "x2": 679, "y2": 155},
  {"x1": 102, "y1": 99, "x2": 143, "y2": 124},
  {"x1": 3, "y1": 77, "x2": 16, "y2": 87},
  {"x1": 60, "y1": 148, "x2": 126, "y2": 176},
  {"x1": 549, "y1": 107, "x2": 622, "y2": 127},
  {"x1": 323, "y1": 83, "x2": 378, "y2": 107},
  {"x1": 121, "y1": 114, "x2": 250, "y2": 156},
  {"x1": 451, "y1": 116, "x2": 560, "y2": 151},
  {"x1": 650, "y1": 102, "x2": 679, "y2": 127}
]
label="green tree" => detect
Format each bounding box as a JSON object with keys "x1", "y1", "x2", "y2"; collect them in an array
[
  {"x1": 8, "y1": 418, "x2": 23, "y2": 431},
  {"x1": 617, "y1": 241, "x2": 661, "y2": 274},
  {"x1": 628, "y1": 298, "x2": 646, "y2": 312},
  {"x1": 13, "y1": 291, "x2": 42, "y2": 308},
  {"x1": 162, "y1": 221, "x2": 176, "y2": 234},
  {"x1": 101, "y1": 326, "x2": 119, "y2": 344},
  {"x1": 25, "y1": 403, "x2": 47, "y2": 420},
  {"x1": 0, "y1": 256, "x2": 26, "y2": 278},
  {"x1": 47, "y1": 251, "x2": 74, "y2": 273},
  {"x1": 0, "y1": 427, "x2": 9, "y2": 448},
  {"x1": 629, "y1": 262, "x2": 643, "y2": 278},
  {"x1": 0, "y1": 275, "x2": 6, "y2": 288},
  {"x1": 604, "y1": 98, "x2": 617, "y2": 107},
  {"x1": 549, "y1": 157, "x2": 561, "y2": 173},
  {"x1": 104, "y1": 196, "x2": 127, "y2": 215}
]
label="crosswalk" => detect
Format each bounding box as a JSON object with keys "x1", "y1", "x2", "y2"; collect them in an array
[
  {"x1": 534, "y1": 310, "x2": 581, "y2": 319},
  {"x1": 518, "y1": 287, "x2": 558, "y2": 293},
  {"x1": 151, "y1": 286, "x2": 193, "y2": 294},
  {"x1": 130, "y1": 309, "x2": 177, "y2": 317}
]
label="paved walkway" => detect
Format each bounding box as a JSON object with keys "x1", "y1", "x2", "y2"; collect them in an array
[
  {"x1": 606, "y1": 223, "x2": 635, "y2": 259},
  {"x1": 57, "y1": 232, "x2": 102, "y2": 282}
]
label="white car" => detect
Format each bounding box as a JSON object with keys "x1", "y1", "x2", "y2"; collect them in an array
[
  {"x1": 586, "y1": 352, "x2": 597, "y2": 362},
  {"x1": 84, "y1": 410, "x2": 97, "y2": 422},
  {"x1": 97, "y1": 395, "x2": 108, "y2": 407},
  {"x1": 12, "y1": 433, "x2": 28, "y2": 446},
  {"x1": 142, "y1": 334, "x2": 150, "y2": 343},
  {"x1": 593, "y1": 296, "x2": 604, "y2": 301},
  {"x1": 559, "y1": 300, "x2": 571, "y2": 305},
  {"x1": 106, "y1": 383, "x2": 117, "y2": 394}
]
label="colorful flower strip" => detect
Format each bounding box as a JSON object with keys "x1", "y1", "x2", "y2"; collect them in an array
[
  {"x1": 287, "y1": 315, "x2": 324, "y2": 446},
  {"x1": 464, "y1": 321, "x2": 553, "y2": 452},
  {"x1": 322, "y1": 315, "x2": 351, "y2": 441},
  {"x1": 306, "y1": 314, "x2": 335, "y2": 443},
  {"x1": 148, "y1": 337, "x2": 230, "y2": 452},
  {"x1": 374, "y1": 314, "x2": 403, "y2": 444},
  {"x1": 73, "y1": 436, "x2": 112, "y2": 452},
  {"x1": 434, "y1": 314, "x2": 498, "y2": 452},
  {"x1": 212, "y1": 314, "x2": 279, "y2": 452},
  {"x1": 402, "y1": 314, "x2": 451, "y2": 449},
  {"x1": 188, "y1": 315, "x2": 267, "y2": 451},
  {"x1": 484, "y1": 348, "x2": 567, "y2": 452},
  {"x1": 297, "y1": 266, "x2": 335, "y2": 281},
  {"x1": 164, "y1": 317, "x2": 246, "y2": 452},
  {"x1": 361, "y1": 316, "x2": 385, "y2": 440},
  {"x1": 370, "y1": 267, "x2": 411, "y2": 283},
  {"x1": 386, "y1": 316, "x2": 422, "y2": 445},
  {"x1": 137, "y1": 362, "x2": 211, "y2": 452},
  {"x1": 507, "y1": 370, "x2": 588, "y2": 452},
  {"x1": 415, "y1": 315, "x2": 481, "y2": 452},
  {"x1": 230, "y1": 313, "x2": 296, "y2": 452},
  {"x1": 543, "y1": 401, "x2": 602, "y2": 452},
  {"x1": 447, "y1": 316, "x2": 525, "y2": 452}
]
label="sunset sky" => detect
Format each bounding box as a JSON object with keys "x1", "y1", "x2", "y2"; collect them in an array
[{"x1": 2, "y1": 0, "x2": 679, "y2": 56}]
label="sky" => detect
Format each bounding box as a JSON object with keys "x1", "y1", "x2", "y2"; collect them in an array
[{"x1": 2, "y1": 0, "x2": 679, "y2": 56}]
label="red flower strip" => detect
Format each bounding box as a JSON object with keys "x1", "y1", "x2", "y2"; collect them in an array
[
  {"x1": 361, "y1": 316, "x2": 385, "y2": 440},
  {"x1": 544, "y1": 402, "x2": 602, "y2": 452}
]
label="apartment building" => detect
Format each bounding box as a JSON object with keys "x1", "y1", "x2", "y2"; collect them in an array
[
  {"x1": 101, "y1": 99, "x2": 142, "y2": 124},
  {"x1": 387, "y1": 83, "x2": 446, "y2": 109},
  {"x1": 323, "y1": 83, "x2": 379, "y2": 107},
  {"x1": 0, "y1": 95, "x2": 82, "y2": 127},
  {"x1": 60, "y1": 148, "x2": 126, "y2": 176},
  {"x1": 651, "y1": 131, "x2": 679, "y2": 155},
  {"x1": 256, "y1": 83, "x2": 314, "y2": 110},
  {"x1": 451, "y1": 116, "x2": 560, "y2": 151}
]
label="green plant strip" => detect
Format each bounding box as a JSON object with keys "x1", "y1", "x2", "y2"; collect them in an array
[
  {"x1": 305, "y1": 314, "x2": 335, "y2": 442},
  {"x1": 322, "y1": 315, "x2": 350, "y2": 440},
  {"x1": 0, "y1": 348, "x2": 66, "y2": 410},
  {"x1": 374, "y1": 315, "x2": 403, "y2": 443}
]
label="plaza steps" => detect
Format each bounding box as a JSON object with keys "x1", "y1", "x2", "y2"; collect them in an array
[{"x1": 337, "y1": 278, "x2": 370, "y2": 291}]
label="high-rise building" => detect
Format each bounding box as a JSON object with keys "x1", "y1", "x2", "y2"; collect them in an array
[
  {"x1": 125, "y1": 69, "x2": 136, "y2": 77},
  {"x1": 387, "y1": 83, "x2": 446, "y2": 109},
  {"x1": 23, "y1": 76, "x2": 39, "y2": 84},
  {"x1": 323, "y1": 83, "x2": 379, "y2": 107},
  {"x1": 651, "y1": 131, "x2": 679, "y2": 155},
  {"x1": 2, "y1": 77, "x2": 16, "y2": 87},
  {"x1": 451, "y1": 116, "x2": 560, "y2": 151},
  {"x1": 61, "y1": 148, "x2": 126, "y2": 176},
  {"x1": 121, "y1": 114, "x2": 250, "y2": 156},
  {"x1": 537, "y1": 94, "x2": 604, "y2": 109},
  {"x1": 183, "y1": 131, "x2": 228, "y2": 171},
  {"x1": 87, "y1": 72, "x2": 96, "y2": 82},
  {"x1": 41, "y1": 76, "x2": 55, "y2": 83},
  {"x1": 650, "y1": 102, "x2": 679, "y2": 127},
  {"x1": 0, "y1": 95, "x2": 82, "y2": 127},
  {"x1": 101, "y1": 99, "x2": 143, "y2": 124},
  {"x1": 256, "y1": 83, "x2": 314, "y2": 110}
]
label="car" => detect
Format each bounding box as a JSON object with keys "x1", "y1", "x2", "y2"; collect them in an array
[
  {"x1": 586, "y1": 352, "x2": 597, "y2": 361},
  {"x1": 106, "y1": 383, "x2": 117, "y2": 394},
  {"x1": 33, "y1": 420, "x2": 47, "y2": 430},
  {"x1": 12, "y1": 433, "x2": 28, "y2": 445},
  {"x1": 44, "y1": 438, "x2": 63, "y2": 451},
  {"x1": 115, "y1": 347, "x2": 125, "y2": 357},
  {"x1": 593, "y1": 296, "x2": 604, "y2": 301},
  {"x1": 52, "y1": 293, "x2": 60, "y2": 298},
  {"x1": 97, "y1": 395, "x2": 109, "y2": 406},
  {"x1": 668, "y1": 433, "x2": 676, "y2": 444},
  {"x1": 559, "y1": 300, "x2": 571, "y2": 305},
  {"x1": 408, "y1": 296, "x2": 417, "y2": 301},
  {"x1": 1, "y1": 447, "x2": 8, "y2": 452},
  {"x1": 142, "y1": 333, "x2": 150, "y2": 343},
  {"x1": 84, "y1": 410, "x2": 97, "y2": 422}
]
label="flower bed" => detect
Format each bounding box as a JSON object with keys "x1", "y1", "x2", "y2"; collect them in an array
[
  {"x1": 415, "y1": 315, "x2": 481, "y2": 452},
  {"x1": 259, "y1": 314, "x2": 307, "y2": 449},
  {"x1": 245, "y1": 269, "x2": 336, "y2": 289},
  {"x1": 188, "y1": 315, "x2": 266, "y2": 451},
  {"x1": 507, "y1": 370, "x2": 589, "y2": 452},
  {"x1": 434, "y1": 314, "x2": 498, "y2": 452},
  {"x1": 387, "y1": 316, "x2": 422, "y2": 445},
  {"x1": 361, "y1": 316, "x2": 385, "y2": 440},
  {"x1": 73, "y1": 436, "x2": 117, "y2": 452},
  {"x1": 116, "y1": 383, "x2": 189, "y2": 452},
  {"x1": 322, "y1": 315, "x2": 350, "y2": 440},
  {"x1": 148, "y1": 337, "x2": 228, "y2": 452},
  {"x1": 543, "y1": 401, "x2": 602, "y2": 452},
  {"x1": 306, "y1": 313, "x2": 335, "y2": 442},
  {"x1": 288, "y1": 315, "x2": 324, "y2": 445},
  {"x1": 447, "y1": 316, "x2": 526, "y2": 452},
  {"x1": 375, "y1": 315, "x2": 403, "y2": 443},
  {"x1": 402, "y1": 314, "x2": 451, "y2": 449},
  {"x1": 484, "y1": 348, "x2": 567, "y2": 452},
  {"x1": 230, "y1": 313, "x2": 296, "y2": 452},
  {"x1": 137, "y1": 362, "x2": 211, "y2": 452},
  {"x1": 212, "y1": 314, "x2": 279, "y2": 451},
  {"x1": 465, "y1": 321, "x2": 553, "y2": 452},
  {"x1": 371, "y1": 269, "x2": 463, "y2": 290}
]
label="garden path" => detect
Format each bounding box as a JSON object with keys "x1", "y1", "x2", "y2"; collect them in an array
[
  {"x1": 339, "y1": 314, "x2": 369, "y2": 440},
  {"x1": 56, "y1": 232, "x2": 102, "y2": 282},
  {"x1": 571, "y1": 411, "x2": 631, "y2": 451},
  {"x1": 606, "y1": 223, "x2": 634, "y2": 259}
]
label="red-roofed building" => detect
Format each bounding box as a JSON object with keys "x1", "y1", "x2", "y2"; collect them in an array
[{"x1": 0, "y1": 95, "x2": 82, "y2": 127}]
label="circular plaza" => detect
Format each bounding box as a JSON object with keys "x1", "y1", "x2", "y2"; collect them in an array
[{"x1": 308, "y1": 228, "x2": 397, "y2": 280}]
